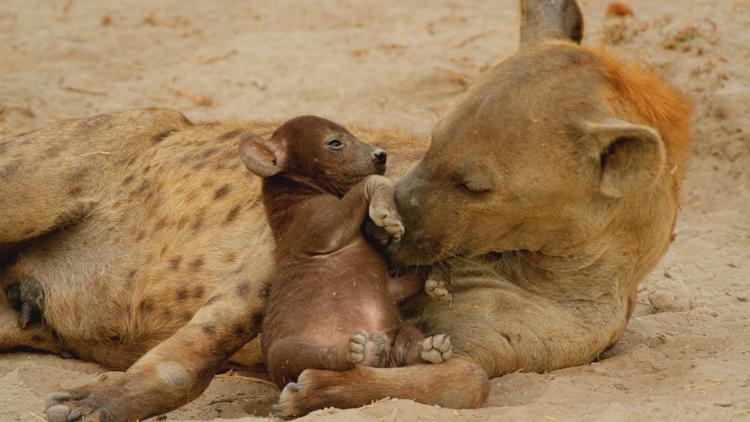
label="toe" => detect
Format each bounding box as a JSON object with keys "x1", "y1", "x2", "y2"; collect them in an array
[
  {"x1": 47, "y1": 391, "x2": 73, "y2": 402},
  {"x1": 421, "y1": 349, "x2": 444, "y2": 364},
  {"x1": 349, "y1": 342, "x2": 365, "y2": 353},
  {"x1": 286, "y1": 382, "x2": 301, "y2": 392},
  {"x1": 431, "y1": 334, "x2": 446, "y2": 349},
  {"x1": 426, "y1": 279, "x2": 438, "y2": 289},
  {"x1": 433, "y1": 335, "x2": 451, "y2": 352},
  {"x1": 422, "y1": 336, "x2": 434, "y2": 351},
  {"x1": 46, "y1": 405, "x2": 73, "y2": 422},
  {"x1": 372, "y1": 331, "x2": 388, "y2": 348}
]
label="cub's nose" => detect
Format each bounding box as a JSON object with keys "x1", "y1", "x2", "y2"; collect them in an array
[{"x1": 372, "y1": 149, "x2": 387, "y2": 166}]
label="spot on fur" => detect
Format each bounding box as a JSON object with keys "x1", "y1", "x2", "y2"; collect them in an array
[
  {"x1": 150, "y1": 130, "x2": 174, "y2": 145},
  {"x1": 191, "y1": 217, "x2": 204, "y2": 232},
  {"x1": 214, "y1": 184, "x2": 231, "y2": 199},
  {"x1": 236, "y1": 282, "x2": 250, "y2": 296},
  {"x1": 251, "y1": 311, "x2": 264, "y2": 326},
  {"x1": 139, "y1": 299, "x2": 154, "y2": 313},
  {"x1": 200, "y1": 146, "x2": 220, "y2": 160},
  {"x1": 181, "y1": 311, "x2": 193, "y2": 323},
  {"x1": 176, "y1": 288, "x2": 189, "y2": 301},
  {"x1": 192, "y1": 286, "x2": 205, "y2": 299},
  {"x1": 224, "y1": 204, "x2": 242, "y2": 224},
  {"x1": 189, "y1": 257, "x2": 204, "y2": 272},
  {"x1": 169, "y1": 256, "x2": 183, "y2": 270},
  {"x1": 218, "y1": 129, "x2": 243, "y2": 141},
  {"x1": 233, "y1": 323, "x2": 248, "y2": 336}
]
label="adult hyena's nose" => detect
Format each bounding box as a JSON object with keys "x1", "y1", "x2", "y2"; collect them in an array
[{"x1": 372, "y1": 149, "x2": 387, "y2": 166}]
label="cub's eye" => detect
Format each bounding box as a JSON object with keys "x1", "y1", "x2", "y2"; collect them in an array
[{"x1": 327, "y1": 139, "x2": 343, "y2": 150}]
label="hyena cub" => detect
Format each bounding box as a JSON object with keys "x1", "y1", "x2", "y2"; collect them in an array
[{"x1": 239, "y1": 116, "x2": 452, "y2": 389}]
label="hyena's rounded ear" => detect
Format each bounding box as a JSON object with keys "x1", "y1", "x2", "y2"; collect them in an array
[
  {"x1": 583, "y1": 119, "x2": 666, "y2": 198},
  {"x1": 238, "y1": 132, "x2": 286, "y2": 177},
  {"x1": 519, "y1": 0, "x2": 584, "y2": 47}
]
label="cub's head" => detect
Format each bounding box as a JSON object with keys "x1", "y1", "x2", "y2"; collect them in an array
[
  {"x1": 389, "y1": 0, "x2": 688, "y2": 264},
  {"x1": 239, "y1": 115, "x2": 387, "y2": 196}
]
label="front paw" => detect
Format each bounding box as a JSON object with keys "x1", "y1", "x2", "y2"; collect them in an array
[
  {"x1": 368, "y1": 196, "x2": 404, "y2": 241},
  {"x1": 46, "y1": 389, "x2": 111, "y2": 422},
  {"x1": 425, "y1": 278, "x2": 452, "y2": 304},
  {"x1": 45, "y1": 372, "x2": 133, "y2": 422}
]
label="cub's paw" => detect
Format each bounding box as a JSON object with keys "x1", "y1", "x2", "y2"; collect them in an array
[
  {"x1": 348, "y1": 330, "x2": 387, "y2": 367},
  {"x1": 421, "y1": 334, "x2": 453, "y2": 364},
  {"x1": 425, "y1": 278, "x2": 452, "y2": 304},
  {"x1": 368, "y1": 196, "x2": 404, "y2": 241}
]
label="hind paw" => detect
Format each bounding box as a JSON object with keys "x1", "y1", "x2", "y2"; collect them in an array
[
  {"x1": 421, "y1": 334, "x2": 453, "y2": 364},
  {"x1": 348, "y1": 330, "x2": 386, "y2": 367}
]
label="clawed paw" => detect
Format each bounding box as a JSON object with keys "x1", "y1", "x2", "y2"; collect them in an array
[
  {"x1": 45, "y1": 390, "x2": 106, "y2": 422},
  {"x1": 273, "y1": 370, "x2": 311, "y2": 419},
  {"x1": 425, "y1": 278, "x2": 452, "y2": 304},
  {"x1": 421, "y1": 334, "x2": 453, "y2": 364}
]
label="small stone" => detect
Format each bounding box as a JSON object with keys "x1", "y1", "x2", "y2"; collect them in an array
[
  {"x1": 648, "y1": 275, "x2": 693, "y2": 313},
  {"x1": 714, "y1": 402, "x2": 732, "y2": 407}
]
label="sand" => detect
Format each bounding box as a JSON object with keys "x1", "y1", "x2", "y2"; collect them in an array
[{"x1": 0, "y1": 0, "x2": 748, "y2": 420}]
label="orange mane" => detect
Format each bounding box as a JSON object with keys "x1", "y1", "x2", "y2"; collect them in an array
[{"x1": 594, "y1": 50, "x2": 692, "y2": 190}]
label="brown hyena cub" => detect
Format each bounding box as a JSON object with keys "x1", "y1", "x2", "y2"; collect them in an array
[{"x1": 239, "y1": 116, "x2": 453, "y2": 390}]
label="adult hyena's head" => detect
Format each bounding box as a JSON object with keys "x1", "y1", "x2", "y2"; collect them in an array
[{"x1": 390, "y1": 0, "x2": 690, "y2": 265}]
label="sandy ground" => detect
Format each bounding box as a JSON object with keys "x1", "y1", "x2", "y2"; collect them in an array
[{"x1": 1, "y1": 0, "x2": 749, "y2": 420}]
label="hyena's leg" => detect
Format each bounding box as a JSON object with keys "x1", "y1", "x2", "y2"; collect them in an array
[
  {"x1": 267, "y1": 331, "x2": 386, "y2": 388},
  {"x1": 44, "y1": 275, "x2": 268, "y2": 422},
  {"x1": 275, "y1": 357, "x2": 489, "y2": 418}
]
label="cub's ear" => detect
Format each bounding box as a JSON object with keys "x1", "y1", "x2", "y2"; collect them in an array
[
  {"x1": 519, "y1": 0, "x2": 584, "y2": 47},
  {"x1": 583, "y1": 119, "x2": 666, "y2": 198},
  {"x1": 238, "y1": 132, "x2": 286, "y2": 177}
]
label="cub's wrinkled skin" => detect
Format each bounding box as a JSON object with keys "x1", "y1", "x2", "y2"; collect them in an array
[{"x1": 0, "y1": 0, "x2": 689, "y2": 420}]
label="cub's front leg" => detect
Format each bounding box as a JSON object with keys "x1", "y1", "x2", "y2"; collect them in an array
[
  {"x1": 44, "y1": 271, "x2": 271, "y2": 422},
  {"x1": 366, "y1": 175, "x2": 404, "y2": 241}
]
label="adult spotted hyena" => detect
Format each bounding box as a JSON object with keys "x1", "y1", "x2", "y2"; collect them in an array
[{"x1": 0, "y1": 0, "x2": 689, "y2": 420}]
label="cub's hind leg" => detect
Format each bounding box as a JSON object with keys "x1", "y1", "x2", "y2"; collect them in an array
[{"x1": 267, "y1": 331, "x2": 387, "y2": 388}]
